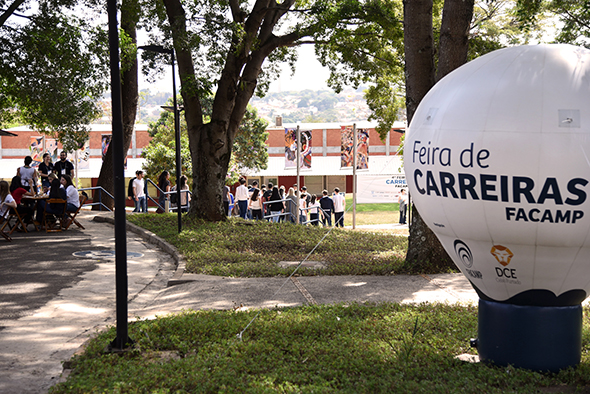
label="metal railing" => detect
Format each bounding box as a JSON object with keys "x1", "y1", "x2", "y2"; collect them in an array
[
  {"x1": 259, "y1": 198, "x2": 328, "y2": 226},
  {"x1": 79, "y1": 186, "x2": 114, "y2": 212},
  {"x1": 145, "y1": 178, "x2": 191, "y2": 212}
]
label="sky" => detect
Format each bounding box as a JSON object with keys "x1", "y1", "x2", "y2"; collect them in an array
[{"x1": 138, "y1": 44, "x2": 331, "y2": 94}]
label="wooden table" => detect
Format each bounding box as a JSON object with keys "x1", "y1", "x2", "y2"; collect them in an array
[{"x1": 21, "y1": 194, "x2": 49, "y2": 231}]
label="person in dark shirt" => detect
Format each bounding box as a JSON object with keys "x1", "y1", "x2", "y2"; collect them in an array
[
  {"x1": 54, "y1": 151, "x2": 74, "y2": 177},
  {"x1": 38, "y1": 153, "x2": 54, "y2": 188},
  {"x1": 319, "y1": 189, "x2": 334, "y2": 227}
]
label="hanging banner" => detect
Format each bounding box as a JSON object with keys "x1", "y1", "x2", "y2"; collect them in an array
[
  {"x1": 341, "y1": 126, "x2": 354, "y2": 168},
  {"x1": 357, "y1": 128, "x2": 369, "y2": 170},
  {"x1": 45, "y1": 138, "x2": 58, "y2": 163},
  {"x1": 77, "y1": 140, "x2": 90, "y2": 171},
  {"x1": 29, "y1": 136, "x2": 44, "y2": 167},
  {"x1": 284, "y1": 128, "x2": 312, "y2": 169},
  {"x1": 102, "y1": 134, "x2": 112, "y2": 159},
  {"x1": 357, "y1": 174, "x2": 407, "y2": 203},
  {"x1": 341, "y1": 126, "x2": 369, "y2": 169}
]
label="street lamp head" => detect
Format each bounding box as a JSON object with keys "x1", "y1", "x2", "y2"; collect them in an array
[
  {"x1": 138, "y1": 45, "x2": 173, "y2": 55},
  {"x1": 161, "y1": 105, "x2": 185, "y2": 113}
]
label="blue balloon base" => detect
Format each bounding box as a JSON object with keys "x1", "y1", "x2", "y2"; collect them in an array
[{"x1": 477, "y1": 299, "x2": 582, "y2": 372}]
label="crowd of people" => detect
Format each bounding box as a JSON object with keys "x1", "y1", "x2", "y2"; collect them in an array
[
  {"x1": 227, "y1": 178, "x2": 347, "y2": 227},
  {"x1": 0, "y1": 153, "x2": 80, "y2": 230}
]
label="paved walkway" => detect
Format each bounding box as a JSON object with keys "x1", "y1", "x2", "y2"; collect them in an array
[{"x1": 0, "y1": 211, "x2": 478, "y2": 393}]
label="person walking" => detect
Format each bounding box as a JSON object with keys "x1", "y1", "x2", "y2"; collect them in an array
[
  {"x1": 132, "y1": 170, "x2": 147, "y2": 213},
  {"x1": 235, "y1": 177, "x2": 249, "y2": 219},
  {"x1": 398, "y1": 188, "x2": 408, "y2": 224},
  {"x1": 319, "y1": 189, "x2": 334, "y2": 227},
  {"x1": 333, "y1": 187, "x2": 346, "y2": 227}
]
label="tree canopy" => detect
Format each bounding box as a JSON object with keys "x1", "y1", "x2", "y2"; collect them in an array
[
  {"x1": 0, "y1": 1, "x2": 108, "y2": 150},
  {"x1": 142, "y1": 98, "x2": 268, "y2": 185}
]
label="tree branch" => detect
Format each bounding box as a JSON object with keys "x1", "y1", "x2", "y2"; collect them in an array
[{"x1": 0, "y1": 0, "x2": 26, "y2": 27}]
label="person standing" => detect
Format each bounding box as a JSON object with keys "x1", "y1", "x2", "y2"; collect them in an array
[
  {"x1": 178, "y1": 175, "x2": 191, "y2": 213},
  {"x1": 319, "y1": 190, "x2": 334, "y2": 227},
  {"x1": 268, "y1": 186, "x2": 284, "y2": 223},
  {"x1": 38, "y1": 153, "x2": 54, "y2": 188},
  {"x1": 16, "y1": 156, "x2": 39, "y2": 192},
  {"x1": 299, "y1": 188, "x2": 308, "y2": 224},
  {"x1": 286, "y1": 187, "x2": 298, "y2": 223},
  {"x1": 249, "y1": 188, "x2": 263, "y2": 220},
  {"x1": 157, "y1": 171, "x2": 171, "y2": 213},
  {"x1": 398, "y1": 188, "x2": 408, "y2": 224},
  {"x1": 308, "y1": 194, "x2": 322, "y2": 226},
  {"x1": 54, "y1": 151, "x2": 74, "y2": 177},
  {"x1": 262, "y1": 182, "x2": 273, "y2": 219},
  {"x1": 132, "y1": 170, "x2": 147, "y2": 213},
  {"x1": 223, "y1": 184, "x2": 231, "y2": 216},
  {"x1": 332, "y1": 187, "x2": 346, "y2": 227},
  {"x1": 235, "y1": 177, "x2": 249, "y2": 219}
]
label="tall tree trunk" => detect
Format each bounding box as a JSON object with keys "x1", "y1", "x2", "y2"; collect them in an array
[
  {"x1": 403, "y1": 0, "x2": 473, "y2": 270},
  {"x1": 94, "y1": 0, "x2": 139, "y2": 210},
  {"x1": 436, "y1": 0, "x2": 474, "y2": 82},
  {"x1": 162, "y1": 0, "x2": 286, "y2": 222}
]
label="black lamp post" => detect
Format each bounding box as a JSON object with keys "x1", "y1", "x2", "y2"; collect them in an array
[
  {"x1": 138, "y1": 45, "x2": 182, "y2": 233},
  {"x1": 107, "y1": 0, "x2": 130, "y2": 351}
]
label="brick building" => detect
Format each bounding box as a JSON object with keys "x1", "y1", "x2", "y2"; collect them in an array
[
  {"x1": 244, "y1": 119, "x2": 406, "y2": 201},
  {"x1": 0, "y1": 124, "x2": 150, "y2": 190}
]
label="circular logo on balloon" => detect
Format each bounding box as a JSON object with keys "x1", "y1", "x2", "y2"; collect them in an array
[
  {"x1": 454, "y1": 240, "x2": 473, "y2": 268},
  {"x1": 490, "y1": 245, "x2": 514, "y2": 267}
]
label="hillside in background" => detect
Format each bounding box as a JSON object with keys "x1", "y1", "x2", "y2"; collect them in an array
[
  {"x1": 98, "y1": 87, "x2": 373, "y2": 125},
  {"x1": 250, "y1": 87, "x2": 371, "y2": 125}
]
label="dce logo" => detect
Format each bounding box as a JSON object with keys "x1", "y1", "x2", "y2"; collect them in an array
[{"x1": 491, "y1": 245, "x2": 517, "y2": 279}]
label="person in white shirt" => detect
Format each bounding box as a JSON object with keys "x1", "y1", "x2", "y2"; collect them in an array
[
  {"x1": 60, "y1": 174, "x2": 80, "y2": 213},
  {"x1": 332, "y1": 187, "x2": 346, "y2": 227},
  {"x1": 0, "y1": 180, "x2": 17, "y2": 221},
  {"x1": 235, "y1": 177, "x2": 249, "y2": 219},
  {"x1": 16, "y1": 156, "x2": 38, "y2": 192},
  {"x1": 133, "y1": 170, "x2": 147, "y2": 213},
  {"x1": 398, "y1": 188, "x2": 409, "y2": 224}
]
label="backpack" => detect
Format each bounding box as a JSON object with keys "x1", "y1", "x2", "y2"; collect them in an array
[{"x1": 127, "y1": 177, "x2": 136, "y2": 198}]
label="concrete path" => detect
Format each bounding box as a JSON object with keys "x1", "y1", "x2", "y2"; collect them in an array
[{"x1": 0, "y1": 211, "x2": 478, "y2": 393}]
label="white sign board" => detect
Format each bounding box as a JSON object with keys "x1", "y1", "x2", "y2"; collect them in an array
[{"x1": 357, "y1": 175, "x2": 407, "y2": 204}]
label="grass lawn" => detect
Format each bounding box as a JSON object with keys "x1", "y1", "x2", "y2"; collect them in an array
[
  {"x1": 50, "y1": 303, "x2": 590, "y2": 393},
  {"x1": 51, "y1": 208, "x2": 590, "y2": 393},
  {"x1": 126, "y1": 213, "x2": 426, "y2": 277}
]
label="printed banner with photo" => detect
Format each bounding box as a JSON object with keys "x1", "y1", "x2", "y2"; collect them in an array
[
  {"x1": 29, "y1": 136, "x2": 58, "y2": 167},
  {"x1": 356, "y1": 174, "x2": 407, "y2": 204},
  {"x1": 102, "y1": 134, "x2": 112, "y2": 159},
  {"x1": 77, "y1": 140, "x2": 90, "y2": 171},
  {"x1": 340, "y1": 126, "x2": 369, "y2": 169},
  {"x1": 284, "y1": 128, "x2": 312, "y2": 169},
  {"x1": 101, "y1": 134, "x2": 127, "y2": 168}
]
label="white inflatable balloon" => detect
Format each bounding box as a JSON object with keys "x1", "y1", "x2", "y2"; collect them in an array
[{"x1": 405, "y1": 44, "x2": 590, "y2": 307}]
